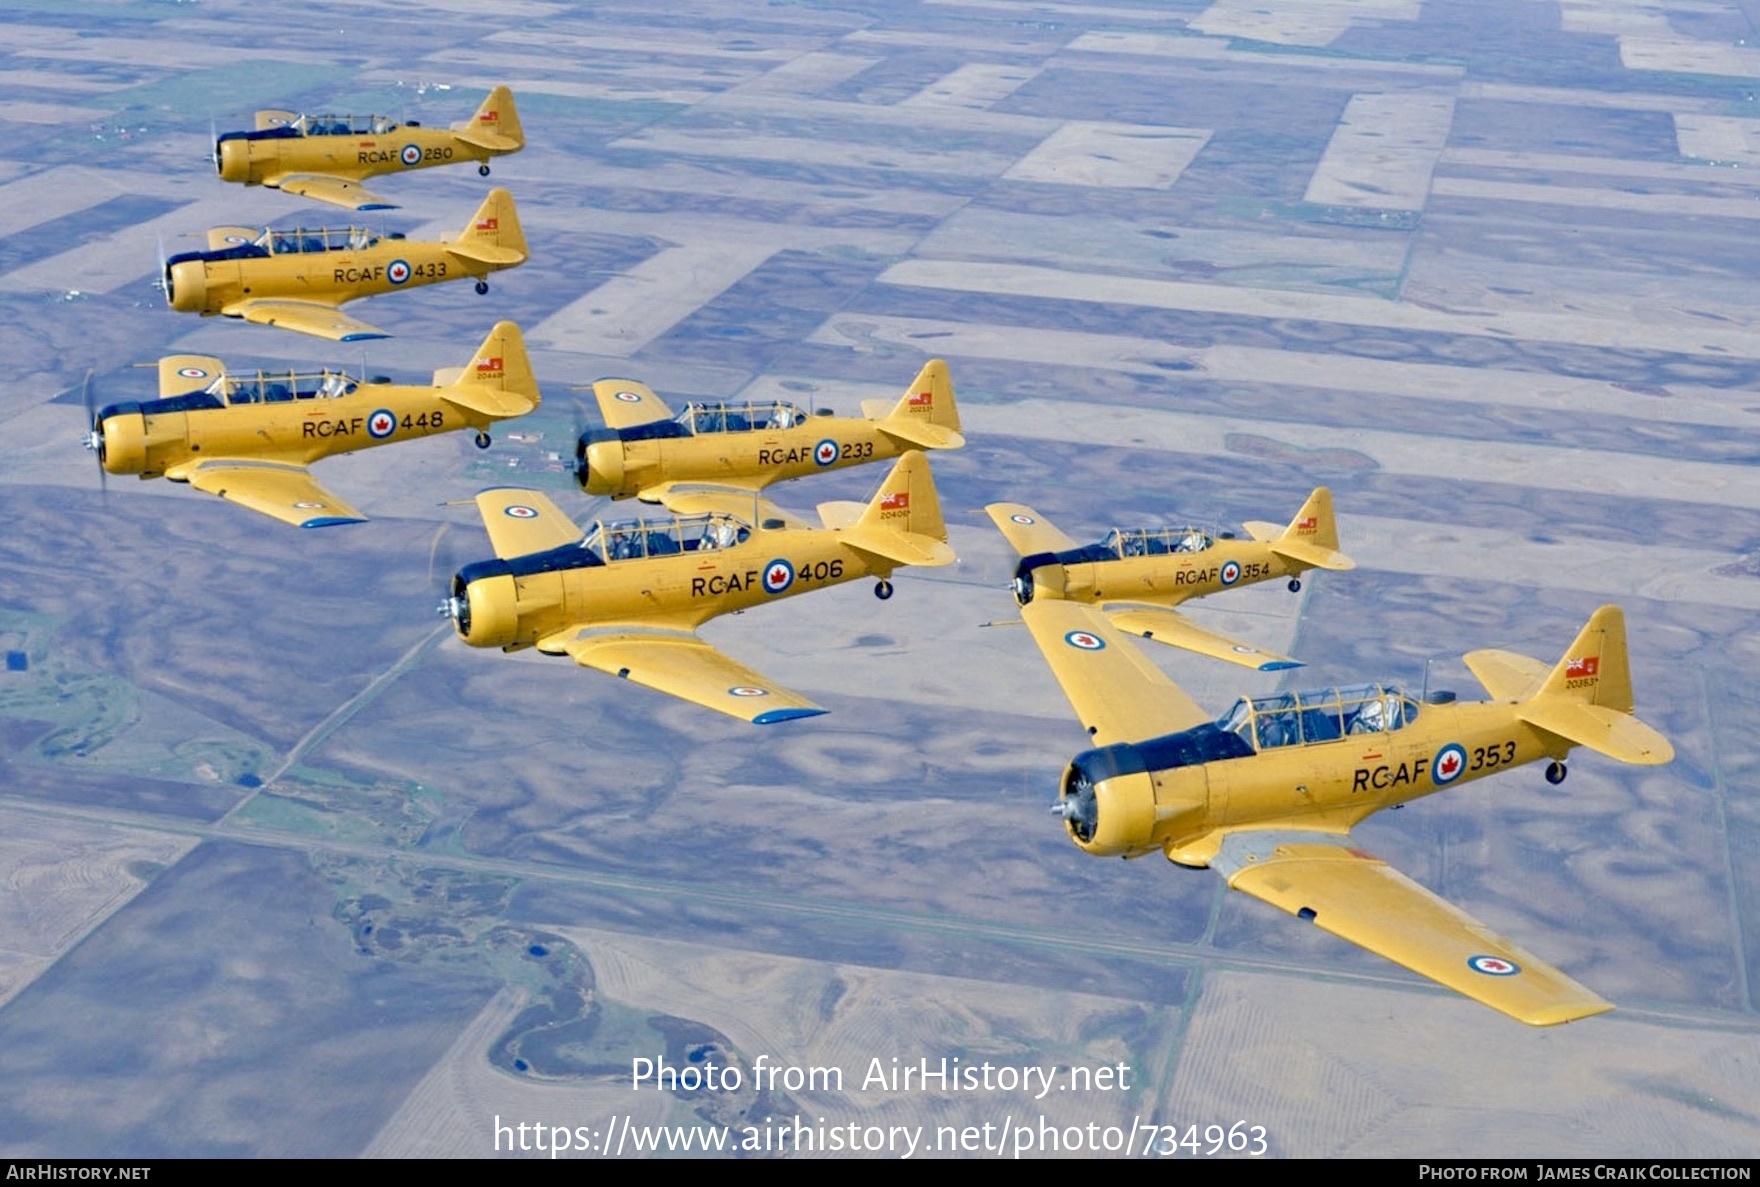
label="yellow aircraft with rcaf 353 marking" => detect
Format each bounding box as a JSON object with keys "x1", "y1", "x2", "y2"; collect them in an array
[
  {"x1": 163, "y1": 187, "x2": 527, "y2": 342},
  {"x1": 987, "y1": 488, "x2": 1354, "y2": 672},
  {"x1": 1019, "y1": 598, "x2": 1672, "y2": 1025},
  {"x1": 575, "y1": 359, "x2": 963, "y2": 508},
  {"x1": 81, "y1": 321, "x2": 538, "y2": 528},
  {"x1": 213, "y1": 85, "x2": 524, "y2": 211},
  {"x1": 441, "y1": 452, "x2": 955, "y2": 724}
]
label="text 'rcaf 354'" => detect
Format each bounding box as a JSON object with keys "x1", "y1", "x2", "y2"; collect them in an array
[
  {"x1": 163, "y1": 188, "x2": 527, "y2": 342},
  {"x1": 576, "y1": 359, "x2": 963, "y2": 507},
  {"x1": 82, "y1": 321, "x2": 538, "y2": 528},
  {"x1": 442, "y1": 452, "x2": 955, "y2": 724},
  {"x1": 1020, "y1": 599, "x2": 1672, "y2": 1025},
  {"x1": 214, "y1": 85, "x2": 524, "y2": 211},
  {"x1": 987, "y1": 488, "x2": 1354, "y2": 671}
]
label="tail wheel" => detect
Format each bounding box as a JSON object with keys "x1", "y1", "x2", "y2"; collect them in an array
[
  {"x1": 478, "y1": 164, "x2": 491, "y2": 176},
  {"x1": 1288, "y1": 578, "x2": 1302, "y2": 593},
  {"x1": 1545, "y1": 761, "x2": 1567, "y2": 785},
  {"x1": 874, "y1": 580, "x2": 894, "y2": 601},
  {"x1": 475, "y1": 431, "x2": 491, "y2": 450},
  {"x1": 475, "y1": 279, "x2": 489, "y2": 295}
]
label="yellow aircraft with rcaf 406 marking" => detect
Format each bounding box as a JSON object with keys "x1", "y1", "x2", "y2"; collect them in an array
[
  {"x1": 575, "y1": 359, "x2": 963, "y2": 507},
  {"x1": 163, "y1": 188, "x2": 526, "y2": 342},
  {"x1": 442, "y1": 452, "x2": 955, "y2": 724},
  {"x1": 987, "y1": 488, "x2": 1353, "y2": 672},
  {"x1": 82, "y1": 321, "x2": 538, "y2": 528},
  {"x1": 214, "y1": 85, "x2": 524, "y2": 211},
  {"x1": 1020, "y1": 598, "x2": 1672, "y2": 1025}
]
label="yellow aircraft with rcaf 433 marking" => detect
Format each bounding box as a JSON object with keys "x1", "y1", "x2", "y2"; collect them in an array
[
  {"x1": 214, "y1": 85, "x2": 524, "y2": 211},
  {"x1": 575, "y1": 359, "x2": 963, "y2": 507},
  {"x1": 1020, "y1": 598, "x2": 1672, "y2": 1025},
  {"x1": 82, "y1": 321, "x2": 538, "y2": 528},
  {"x1": 987, "y1": 488, "x2": 1353, "y2": 671},
  {"x1": 442, "y1": 452, "x2": 955, "y2": 724},
  {"x1": 163, "y1": 188, "x2": 527, "y2": 342}
]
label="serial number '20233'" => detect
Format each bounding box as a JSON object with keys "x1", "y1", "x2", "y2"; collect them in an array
[{"x1": 1140, "y1": 1122, "x2": 1267, "y2": 1157}]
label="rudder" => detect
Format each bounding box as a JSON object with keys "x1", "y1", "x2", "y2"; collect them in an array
[
  {"x1": 452, "y1": 189, "x2": 528, "y2": 266},
  {"x1": 459, "y1": 86, "x2": 523, "y2": 150},
  {"x1": 857, "y1": 451, "x2": 947, "y2": 542},
  {"x1": 1538, "y1": 605, "x2": 1634, "y2": 712}
]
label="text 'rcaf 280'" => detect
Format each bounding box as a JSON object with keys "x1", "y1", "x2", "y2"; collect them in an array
[
  {"x1": 443, "y1": 452, "x2": 956, "y2": 724},
  {"x1": 1020, "y1": 599, "x2": 1671, "y2": 1025}
]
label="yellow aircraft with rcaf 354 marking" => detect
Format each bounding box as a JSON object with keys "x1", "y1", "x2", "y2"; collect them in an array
[
  {"x1": 1018, "y1": 598, "x2": 1672, "y2": 1025},
  {"x1": 441, "y1": 452, "x2": 955, "y2": 724},
  {"x1": 81, "y1": 321, "x2": 538, "y2": 528},
  {"x1": 214, "y1": 85, "x2": 524, "y2": 211},
  {"x1": 986, "y1": 488, "x2": 1353, "y2": 672},
  {"x1": 163, "y1": 188, "x2": 527, "y2": 342},
  {"x1": 575, "y1": 359, "x2": 963, "y2": 508}
]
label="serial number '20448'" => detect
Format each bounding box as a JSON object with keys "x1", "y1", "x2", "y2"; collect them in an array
[{"x1": 1137, "y1": 1122, "x2": 1267, "y2": 1157}]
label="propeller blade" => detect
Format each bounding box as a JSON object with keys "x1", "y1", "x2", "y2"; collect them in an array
[{"x1": 79, "y1": 370, "x2": 107, "y2": 499}]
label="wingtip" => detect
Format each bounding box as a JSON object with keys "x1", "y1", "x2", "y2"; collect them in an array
[
  {"x1": 339, "y1": 331, "x2": 392, "y2": 342},
  {"x1": 753, "y1": 707, "x2": 829, "y2": 725},
  {"x1": 1258, "y1": 660, "x2": 1305, "y2": 672},
  {"x1": 298, "y1": 515, "x2": 368, "y2": 529}
]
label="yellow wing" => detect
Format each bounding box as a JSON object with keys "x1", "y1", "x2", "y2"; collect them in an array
[
  {"x1": 268, "y1": 173, "x2": 397, "y2": 211},
  {"x1": 648, "y1": 485, "x2": 812, "y2": 529},
  {"x1": 986, "y1": 503, "x2": 1080, "y2": 556},
  {"x1": 472, "y1": 489, "x2": 581, "y2": 558},
  {"x1": 228, "y1": 299, "x2": 389, "y2": 342},
  {"x1": 1019, "y1": 600, "x2": 1210, "y2": 745},
  {"x1": 591, "y1": 378, "x2": 674, "y2": 429},
  {"x1": 1214, "y1": 832, "x2": 1613, "y2": 1026},
  {"x1": 1104, "y1": 605, "x2": 1301, "y2": 672},
  {"x1": 547, "y1": 626, "x2": 825, "y2": 724},
  {"x1": 177, "y1": 458, "x2": 366, "y2": 527}
]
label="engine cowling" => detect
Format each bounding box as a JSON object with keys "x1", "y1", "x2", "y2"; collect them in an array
[
  {"x1": 450, "y1": 569, "x2": 521, "y2": 649},
  {"x1": 165, "y1": 260, "x2": 208, "y2": 313},
  {"x1": 576, "y1": 433, "x2": 626, "y2": 497},
  {"x1": 98, "y1": 408, "x2": 148, "y2": 475},
  {"x1": 216, "y1": 137, "x2": 254, "y2": 183},
  {"x1": 1054, "y1": 746, "x2": 1158, "y2": 857}
]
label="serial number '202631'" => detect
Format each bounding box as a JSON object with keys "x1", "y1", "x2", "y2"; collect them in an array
[{"x1": 1138, "y1": 1122, "x2": 1267, "y2": 1157}]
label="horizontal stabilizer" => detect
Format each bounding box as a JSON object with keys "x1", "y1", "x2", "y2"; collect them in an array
[
  {"x1": 1269, "y1": 537, "x2": 1355, "y2": 572},
  {"x1": 453, "y1": 130, "x2": 521, "y2": 153},
  {"x1": 877, "y1": 420, "x2": 963, "y2": 450},
  {"x1": 446, "y1": 241, "x2": 524, "y2": 267},
  {"x1": 1463, "y1": 648, "x2": 1549, "y2": 702},
  {"x1": 1104, "y1": 605, "x2": 1301, "y2": 672},
  {"x1": 839, "y1": 527, "x2": 956, "y2": 569},
  {"x1": 650, "y1": 486, "x2": 809, "y2": 529},
  {"x1": 1517, "y1": 700, "x2": 1674, "y2": 765},
  {"x1": 816, "y1": 500, "x2": 865, "y2": 531}
]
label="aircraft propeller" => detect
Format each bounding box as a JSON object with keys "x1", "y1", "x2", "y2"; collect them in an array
[
  {"x1": 209, "y1": 116, "x2": 220, "y2": 172},
  {"x1": 154, "y1": 234, "x2": 171, "y2": 303},
  {"x1": 429, "y1": 521, "x2": 468, "y2": 628},
  {"x1": 78, "y1": 370, "x2": 107, "y2": 498}
]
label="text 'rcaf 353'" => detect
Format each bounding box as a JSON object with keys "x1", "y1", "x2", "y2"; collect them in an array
[
  {"x1": 987, "y1": 488, "x2": 1354, "y2": 671},
  {"x1": 214, "y1": 85, "x2": 524, "y2": 211},
  {"x1": 163, "y1": 188, "x2": 527, "y2": 342},
  {"x1": 442, "y1": 452, "x2": 955, "y2": 724},
  {"x1": 1020, "y1": 599, "x2": 1672, "y2": 1025},
  {"x1": 82, "y1": 321, "x2": 538, "y2": 528},
  {"x1": 576, "y1": 359, "x2": 963, "y2": 507}
]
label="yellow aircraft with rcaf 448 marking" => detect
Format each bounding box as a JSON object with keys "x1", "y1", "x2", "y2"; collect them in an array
[
  {"x1": 163, "y1": 188, "x2": 527, "y2": 342},
  {"x1": 1020, "y1": 598, "x2": 1672, "y2": 1025},
  {"x1": 82, "y1": 321, "x2": 538, "y2": 528},
  {"x1": 575, "y1": 359, "x2": 963, "y2": 507},
  {"x1": 443, "y1": 452, "x2": 955, "y2": 724},
  {"x1": 214, "y1": 85, "x2": 524, "y2": 211},
  {"x1": 987, "y1": 488, "x2": 1353, "y2": 671}
]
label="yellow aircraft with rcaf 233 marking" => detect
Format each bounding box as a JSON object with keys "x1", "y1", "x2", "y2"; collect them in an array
[
  {"x1": 1020, "y1": 598, "x2": 1672, "y2": 1025},
  {"x1": 441, "y1": 451, "x2": 955, "y2": 724},
  {"x1": 214, "y1": 85, "x2": 524, "y2": 211},
  {"x1": 986, "y1": 488, "x2": 1354, "y2": 672},
  {"x1": 81, "y1": 321, "x2": 538, "y2": 528},
  {"x1": 575, "y1": 359, "x2": 963, "y2": 509},
  {"x1": 163, "y1": 188, "x2": 527, "y2": 342}
]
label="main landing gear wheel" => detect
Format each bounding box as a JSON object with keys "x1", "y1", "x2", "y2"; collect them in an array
[
  {"x1": 1288, "y1": 578, "x2": 1302, "y2": 593},
  {"x1": 475, "y1": 431, "x2": 491, "y2": 450},
  {"x1": 1545, "y1": 760, "x2": 1567, "y2": 785},
  {"x1": 874, "y1": 580, "x2": 894, "y2": 601},
  {"x1": 475, "y1": 279, "x2": 489, "y2": 295},
  {"x1": 479, "y1": 164, "x2": 491, "y2": 176}
]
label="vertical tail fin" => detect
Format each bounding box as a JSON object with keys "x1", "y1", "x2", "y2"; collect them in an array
[
  {"x1": 451, "y1": 188, "x2": 528, "y2": 266},
  {"x1": 1258, "y1": 487, "x2": 1354, "y2": 571},
  {"x1": 872, "y1": 359, "x2": 964, "y2": 449},
  {"x1": 857, "y1": 451, "x2": 947, "y2": 540},
  {"x1": 442, "y1": 321, "x2": 541, "y2": 418},
  {"x1": 458, "y1": 85, "x2": 523, "y2": 150},
  {"x1": 1538, "y1": 605, "x2": 1634, "y2": 711}
]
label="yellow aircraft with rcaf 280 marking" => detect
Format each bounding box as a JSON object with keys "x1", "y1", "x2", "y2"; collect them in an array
[
  {"x1": 1019, "y1": 598, "x2": 1672, "y2": 1025},
  {"x1": 576, "y1": 359, "x2": 963, "y2": 508},
  {"x1": 987, "y1": 488, "x2": 1354, "y2": 672},
  {"x1": 81, "y1": 321, "x2": 538, "y2": 528},
  {"x1": 214, "y1": 85, "x2": 524, "y2": 211},
  {"x1": 442, "y1": 452, "x2": 955, "y2": 724},
  {"x1": 163, "y1": 188, "x2": 526, "y2": 342}
]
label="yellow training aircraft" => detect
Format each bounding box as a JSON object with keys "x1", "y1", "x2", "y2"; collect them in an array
[
  {"x1": 163, "y1": 187, "x2": 527, "y2": 342},
  {"x1": 1019, "y1": 598, "x2": 1672, "y2": 1025},
  {"x1": 986, "y1": 488, "x2": 1354, "y2": 672},
  {"x1": 83, "y1": 321, "x2": 539, "y2": 528},
  {"x1": 214, "y1": 85, "x2": 524, "y2": 211},
  {"x1": 575, "y1": 359, "x2": 963, "y2": 507},
  {"x1": 442, "y1": 452, "x2": 955, "y2": 723}
]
